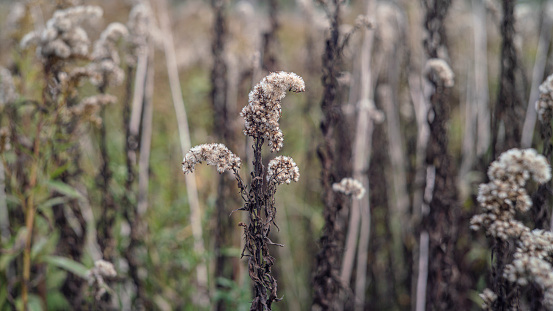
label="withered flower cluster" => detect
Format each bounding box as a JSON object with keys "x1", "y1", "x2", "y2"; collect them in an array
[
  {"x1": 182, "y1": 72, "x2": 305, "y2": 310},
  {"x1": 471, "y1": 148, "x2": 553, "y2": 309}
]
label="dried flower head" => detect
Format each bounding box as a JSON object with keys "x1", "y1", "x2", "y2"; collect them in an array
[
  {"x1": 89, "y1": 22, "x2": 128, "y2": 87},
  {"x1": 332, "y1": 177, "x2": 366, "y2": 199},
  {"x1": 267, "y1": 156, "x2": 300, "y2": 185},
  {"x1": 86, "y1": 259, "x2": 116, "y2": 300},
  {"x1": 240, "y1": 72, "x2": 305, "y2": 152},
  {"x1": 471, "y1": 148, "x2": 551, "y2": 239},
  {"x1": 70, "y1": 94, "x2": 117, "y2": 126},
  {"x1": 424, "y1": 58, "x2": 454, "y2": 87},
  {"x1": 536, "y1": 74, "x2": 553, "y2": 122},
  {"x1": 182, "y1": 143, "x2": 241, "y2": 174},
  {"x1": 21, "y1": 6, "x2": 103, "y2": 60},
  {"x1": 479, "y1": 288, "x2": 497, "y2": 311},
  {"x1": 0, "y1": 67, "x2": 17, "y2": 106}
]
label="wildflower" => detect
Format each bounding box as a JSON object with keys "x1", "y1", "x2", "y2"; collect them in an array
[
  {"x1": 20, "y1": 6, "x2": 102, "y2": 59},
  {"x1": 267, "y1": 156, "x2": 300, "y2": 185},
  {"x1": 471, "y1": 148, "x2": 551, "y2": 239},
  {"x1": 424, "y1": 58, "x2": 454, "y2": 87},
  {"x1": 89, "y1": 22, "x2": 128, "y2": 87},
  {"x1": 479, "y1": 288, "x2": 497, "y2": 311},
  {"x1": 70, "y1": 94, "x2": 117, "y2": 126},
  {"x1": 536, "y1": 74, "x2": 553, "y2": 122},
  {"x1": 240, "y1": 71, "x2": 305, "y2": 152},
  {"x1": 182, "y1": 143, "x2": 241, "y2": 174},
  {"x1": 332, "y1": 177, "x2": 366, "y2": 199},
  {"x1": 86, "y1": 259, "x2": 117, "y2": 300}
]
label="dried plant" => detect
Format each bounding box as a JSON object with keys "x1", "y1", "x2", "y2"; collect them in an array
[
  {"x1": 182, "y1": 71, "x2": 305, "y2": 310},
  {"x1": 471, "y1": 148, "x2": 552, "y2": 309}
]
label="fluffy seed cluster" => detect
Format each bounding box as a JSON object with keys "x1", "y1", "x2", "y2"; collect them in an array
[
  {"x1": 479, "y1": 288, "x2": 497, "y2": 311},
  {"x1": 503, "y1": 230, "x2": 553, "y2": 309},
  {"x1": 332, "y1": 177, "x2": 366, "y2": 199},
  {"x1": 267, "y1": 156, "x2": 300, "y2": 185},
  {"x1": 472, "y1": 149, "x2": 553, "y2": 309},
  {"x1": 86, "y1": 259, "x2": 117, "y2": 300},
  {"x1": 88, "y1": 23, "x2": 128, "y2": 87},
  {"x1": 70, "y1": 94, "x2": 117, "y2": 126},
  {"x1": 536, "y1": 74, "x2": 553, "y2": 122},
  {"x1": 20, "y1": 6, "x2": 103, "y2": 59},
  {"x1": 0, "y1": 67, "x2": 17, "y2": 106},
  {"x1": 424, "y1": 58, "x2": 455, "y2": 87},
  {"x1": 182, "y1": 143, "x2": 242, "y2": 174},
  {"x1": 470, "y1": 148, "x2": 551, "y2": 239},
  {"x1": 240, "y1": 72, "x2": 305, "y2": 152}
]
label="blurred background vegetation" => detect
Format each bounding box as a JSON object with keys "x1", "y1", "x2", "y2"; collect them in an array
[{"x1": 1, "y1": 0, "x2": 553, "y2": 310}]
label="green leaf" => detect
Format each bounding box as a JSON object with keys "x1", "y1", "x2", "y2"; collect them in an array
[
  {"x1": 49, "y1": 162, "x2": 70, "y2": 179},
  {"x1": 46, "y1": 181, "x2": 84, "y2": 200},
  {"x1": 37, "y1": 196, "x2": 68, "y2": 211},
  {"x1": 44, "y1": 256, "x2": 89, "y2": 279},
  {"x1": 46, "y1": 291, "x2": 70, "y2": 310}
]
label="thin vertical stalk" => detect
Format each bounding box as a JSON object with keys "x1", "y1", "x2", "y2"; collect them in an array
[
  {"x1": 521, "y1": 2, "x2": 552, "y2": 147},
  {"x1": 22, "y1": 114, "x2": 44, "y2": 311},
  {"x1": 155, "y1": 1, "x2": 209, "y2": 296},
  {"x1": 340, "y1": 3, "x2": 375, "y2": 309}
]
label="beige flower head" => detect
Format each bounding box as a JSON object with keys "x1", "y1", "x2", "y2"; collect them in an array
[
  {"x1": 20, "y1": 6, "x2": 103, "y2": 59},
  {"x1": 424, "y1": 58, "x2": 454, "y2": 87},
  {"x1": 332, "y1": 178, "x2": 366, "y2": 199},
  {"x1": 536, "y1": 74, "x2": 553, "y2": 122},
  {"x1": 182, "y1": 143, "x2": 241, "y2": 174},
  {"x1": 240, "y1": 72, "x2": 305, "y2": 152},
  {"x1": 267, "y1": 156, "x2": 300, "y2": 185}
]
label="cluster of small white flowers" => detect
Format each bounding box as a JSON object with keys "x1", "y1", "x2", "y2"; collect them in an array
[
  {"x1": 240, "y1": 72, "x2": 305, "y2": 152},
  {"x1": 0, "y1": 67, "x2": 17, "y2": 106},
  {"x1": 479, "y1": 288, "x2": 497, "y2": 311},
  {"x1": 20, "y1": 6, "x2": 103, "y2": 59},
  {"x1": 182, "y1": 143, "x2": 242, "y2": 174},
  {"x1": 88, "y1": 23, "x2": 128, "y2": 87},
  {"x1": 472, "y1": 149, "x2": 553, "y2": 308},
  {"x1": 503, "y1": 251, "x2": 553, "y2": 309},
  {"x1": 267, "y1": 156, "x2": 300, "y2": 185},
  {"x1": 86, "y1": 259, "x2": 116, "y2": 300},
  {"x1": 424, "y1": 58, "x2": 455, "y2": 87},
  {"x1": 536, "y1": 74, "x2": 553, "y2": 122},
  {"x1": 332, "y1": 178, "x2": 366, "y2": 199},
  {"x1": 70, "y1": 94, "x2": 117, "y2": 126},
  {"x1": 470, "y1": 148, "x2": 551, "y2": 239}
]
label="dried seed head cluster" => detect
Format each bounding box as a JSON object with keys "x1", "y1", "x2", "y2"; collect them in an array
[
  {"x1": 70, "y1": 94, "x2": 117, "y2": 126},
  {"x1": 479, "y1": 288, "x2": 497, "y2": 311},
  {"x1": 182, "y1": 143, "x2": 241, "y2": 174},
  {"x1": 89, "y1": 22, "x2": 128, "y2": 87},
  {"x1": 126, "y1": 2, "x2": 157, "y2": 64},
  {"x1": 536, "y1": 74, "x2": 553, "y2": 122},
  {"x1": 470, "y1": 148, "x2": 551, "y2": 239},
  {"x1": 86, "y1": 259, "x2": 117, "y2": 300},
  {"x1": 240, "y1": 71, "x2": 305, "y2": 152},
  {"x1": 424, "y1": 58, "x2": 455, "y2": 87},
  {"x1": 503, "y1": 231, "x2": 553, "y2": 310},
  {"x1": 267, "y1": 156, "x2": 300, "y2": 185},
  {"x1": 472, "y1": 149, "x2": 553, "y2": 309},
  {"x1": 0, "y1": 67, "x2": 17, "y2": 106},
  {"x1": 332, "y1": 177, "x2": 366, "y2": 199},
  {"x1": 20, "y1": 6, "x2": 103, "y2": 59}
]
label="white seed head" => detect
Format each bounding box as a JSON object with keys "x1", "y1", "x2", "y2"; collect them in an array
[
  {"x1": 332, "y1": 178, "x2": 366, "y2": 199},
  {"x1": 267, "y1": 156, "x2": 300, "y2": 185},
  {"x1": 240, "y1": 72, "x2": 305, "y2": 152},
  {"x1": 182, "y1": 143, "x2": 241, "y2": 174},
  {"x1": 424, "y1": 58, "x2": 454, "y2": 87}
]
